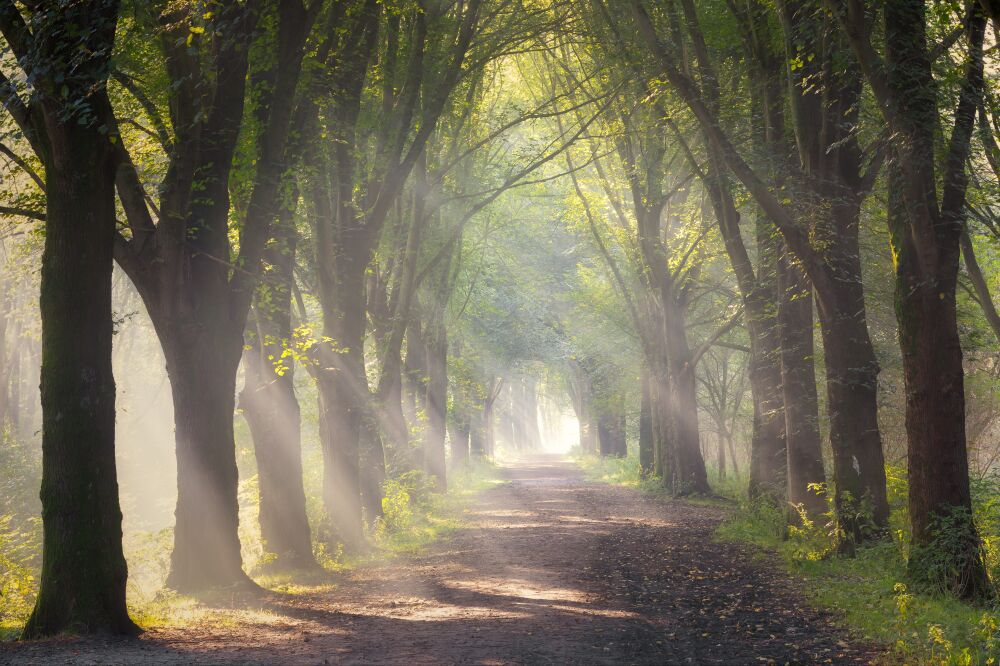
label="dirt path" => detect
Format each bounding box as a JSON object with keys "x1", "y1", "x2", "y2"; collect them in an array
[{"x1": 2, "y1": 455, "x2": 882, "y2": 665}]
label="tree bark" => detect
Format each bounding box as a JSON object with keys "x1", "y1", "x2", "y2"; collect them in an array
[
  {"x1": 778, "y1": 254, "x2": 826, "y2": 517},
  {"x1": 877, "y1": 0, "x2": 990, "y2": 597},
  {"x1": 6, "y1": 0, "x2": 138, "y2": 636},
  {"x1": 639, "y1": 370, "x2": 654, "y2": 477},
  {"x1": 162, "y1": 329, "x2": 250, "y2": 590},
  {"x1": 23, "y1": 106, "x2": 138, "y2": 638},
  {"x1": 240, "y1": 200, "x2": 314, "y2": 569},
  {"x1": 423, "y1": 319, "x2": 448, "y2": 490}
]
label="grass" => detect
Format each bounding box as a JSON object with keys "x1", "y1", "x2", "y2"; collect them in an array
[
  {"x1": 716, "y1": 496, "x2": 1000, "y2": 665},
  {"x1": 574, "y1": 450, "x2": 1000, "y2": 665}
]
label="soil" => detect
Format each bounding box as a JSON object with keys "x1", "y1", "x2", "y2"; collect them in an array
[{"x1": 1, "y1": 455, "x2": 884, "y2": 665}]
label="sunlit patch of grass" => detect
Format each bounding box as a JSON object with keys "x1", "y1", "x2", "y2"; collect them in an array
[
  {"x1": 370, "y1": 460, "x2": 502, "y2": 558},
  {"x1": 254, "y1": 568, "x2": 339, "y2": 595},
  {"x1": 574, "y1": 451, "x2": 742, "y2": 508},
  {"x1": 574, "y1": 451, "x2": 646, "y2": 488}
]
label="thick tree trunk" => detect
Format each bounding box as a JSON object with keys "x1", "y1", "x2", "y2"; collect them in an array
[
  {"x1": 898, "y1": 254, "x2": 989, "y2": 594},
  {"x1": 650, "y1": 370, "x2": 671, "y2": 479},
  {"x1": 23, "y1": 121, "x2": 138, "y2": 638},
  {"x1": 316, "y1": 359, "x2": 365, "y2": 548},
  {"x1": 778, "y1": 255, "x2": 826, "y2": 517},
  {"x1": 815, "y1": 275, "x2": 889, "y2": 543},
  {"x1": 163, "y1": 332, "x2": 251, "y2": 591},
  {"x1": 315, "y1": 239, "x2": 369, "y2": 547},
  {"x1": 746, "y1": 227, "x2": 787, "y2": 501},
  {"x1": 241, "y1": 348, "x2": 314, "y2": 569},
  {"x1": 878, "y1": 0, "x2": 991, "y2": 598},
  {"x1": 663, "y1": 304, "x2": 711, "y2": 495}
]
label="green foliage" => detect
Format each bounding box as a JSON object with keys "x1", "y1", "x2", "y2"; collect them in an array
[
  {"x1": 718, "y1": 465, "x2": 1000, "y2": 665},
  {"x1": 373, "y1": 463, "x2": 501, "y2": 554},
  {"x1": 0, "y1": 514, "x2": 38, "y2": 639},
  {"x1": 574, "y1": 450, "x2": 646, "y2": 488},
  {"x1": 378, "y1": 477, "x2": 416, "y2": 536}
]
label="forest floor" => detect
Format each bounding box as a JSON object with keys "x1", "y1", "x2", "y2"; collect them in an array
[{"x1": 1, "y1": 455, "x2": 884, "y2": 665}]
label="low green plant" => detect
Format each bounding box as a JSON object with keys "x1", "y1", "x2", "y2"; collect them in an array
[
  {"x1": 0, "y1": 514, "x2": 38, "y2": 638},
  {"x1": 717, "y1": 467, "x2": 1000, "y2": 665}
]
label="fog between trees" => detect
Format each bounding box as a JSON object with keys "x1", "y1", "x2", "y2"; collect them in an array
[{"x1": 0, "y1": 0, "x2": 999, "y2": 652}]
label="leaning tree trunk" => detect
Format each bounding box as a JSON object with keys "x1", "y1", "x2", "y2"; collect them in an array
[{"x1": 23, "y1": 116, "x2": 138, "y2": 638}]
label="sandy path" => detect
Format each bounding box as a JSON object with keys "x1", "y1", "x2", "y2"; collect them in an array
[{"x1": 1, "y1": 455, "x2": 881, "y2": 665}]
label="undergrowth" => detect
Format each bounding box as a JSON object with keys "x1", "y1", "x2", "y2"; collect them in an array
[{"x1": 718, "y1": 468, "x2": 1000, "y2": 665}]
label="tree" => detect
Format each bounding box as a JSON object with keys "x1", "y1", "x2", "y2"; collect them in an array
[
  {"x1": 110, "y1": 0, "x2": 318, "y2": 591},
  {"x1": 830, "y1": 0, "x2": 992, "y2": 598},
  {"x1": 0, "y1": 0, "x2": 139, "y2": 636}
]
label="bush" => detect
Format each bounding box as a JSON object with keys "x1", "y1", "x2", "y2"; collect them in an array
[{"x1": 0, "y1": 514, "x2": 39, "y2": 638}]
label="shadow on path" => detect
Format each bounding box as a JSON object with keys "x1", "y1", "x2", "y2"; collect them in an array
[{"x1": 1, "y1": 455, "x2": 882, "y2": 665}]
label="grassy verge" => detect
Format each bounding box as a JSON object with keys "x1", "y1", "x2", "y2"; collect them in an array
[
  {"x1": 573, "y1": 451, "x2": 1000, "y2": 666},
  {"x1": 719, "y1": 501, "x2": 1000, "y2": 665}
]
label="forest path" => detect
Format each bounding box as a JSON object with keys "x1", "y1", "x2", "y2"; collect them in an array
[{"x1": 3, "y1": 455, "x2": 882, "y2": 665}]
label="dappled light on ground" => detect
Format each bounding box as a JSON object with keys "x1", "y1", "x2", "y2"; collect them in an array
[{"x1": 2, "y1": 456, "x2": 880, "y2": 665}]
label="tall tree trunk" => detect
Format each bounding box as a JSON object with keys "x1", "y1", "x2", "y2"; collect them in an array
[
  {"x1": 23, "y1": 109, "x2": 138, "y2": 637},
  {"x1": 470, "y1": 404, "x2": 485, "y2": 459},
  {"x1": 162, "y1": 329, "x2": 250, "y2": 591},
  {"x1": 663, "y1": 300, "x2": 711, "y2": 494},
  {"x1": 778, "y1": 254, "x2": 826, "y2": 517},
  {"x1": 639, "y1": 370, "x2": 654, "y2": 477},
  {"x1": 423, "y1": 321, "x2": 448, "y2": 490},
  {"x1": 746, "y1": 223, "x2": 787, "y2": 501},
  {"x1": 239, "y1": 200, "x2": 315, "y2": 569},
  {"x1": 483, "y1": 394, "x2": 496, "y2": 458},
  {"x1": 717, "y1": 432, "x2": 727, "y2": 480},
  {"x1": 876, "y1": 0, "x2": 991, "y2": 598},
  {"x1": 815, "y1": 269, "x2": 888, "y2": 542}
]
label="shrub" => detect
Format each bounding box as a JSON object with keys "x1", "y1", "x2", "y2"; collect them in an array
[{"x1": 0, "y1": 514, "x2": 39, "y2": 637}]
